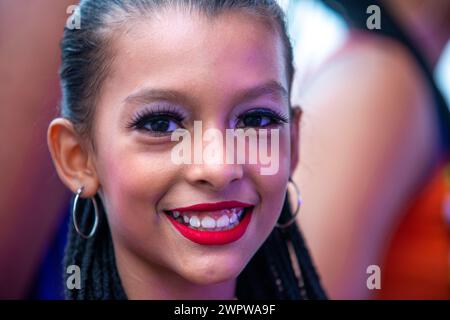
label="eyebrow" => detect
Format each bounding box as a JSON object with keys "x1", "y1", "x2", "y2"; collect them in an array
[{"x1": 123, "y1": 80, "x2": 288, "y2": 107}]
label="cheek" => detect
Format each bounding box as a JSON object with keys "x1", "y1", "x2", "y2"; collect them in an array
[
  {"x1": 95, "y1": 142, "x2": 176, "y2": 241},
  {"x1": 255, "y1": 172, "x2": 288, "y2": 225},
  {"x1": 247, "y1": 129, "x2": 291, "y2": 231}
]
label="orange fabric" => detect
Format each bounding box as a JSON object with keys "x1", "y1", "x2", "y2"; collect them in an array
[{"x1": 377, "y1": 163, "x2": 450, "y2": 299}]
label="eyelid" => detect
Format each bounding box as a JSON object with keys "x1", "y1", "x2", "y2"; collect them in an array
[
  {"x1": 235, "y1": 107, "x2": 290, "y2": 125},
  {"x1": 126, "y1": 104, "x2": 187, "y2": 130}
]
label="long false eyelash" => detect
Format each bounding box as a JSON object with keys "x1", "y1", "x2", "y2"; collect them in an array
[
  {"x1": 237, "y1": 108, "x2": 290, "y2": 125},
  {"x1": 126, "y1": 104, "x2": 186, "y2": 130}
]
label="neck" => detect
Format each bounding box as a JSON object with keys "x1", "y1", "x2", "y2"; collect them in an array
[
  {"x1": 114, "y1": 244, "x2": 236, "y2": 300},
  {"x1": 384, "y1": 0, "x2": 449, "y2": 69}
]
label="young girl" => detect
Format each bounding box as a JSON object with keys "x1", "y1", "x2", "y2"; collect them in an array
[{"x1": 47, "y1": 0, "x2": 327, "y2": 300}]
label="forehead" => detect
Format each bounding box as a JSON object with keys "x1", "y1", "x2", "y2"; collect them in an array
[{"x1": 105, "y1": 8, "x2": 287, "y2": 102}]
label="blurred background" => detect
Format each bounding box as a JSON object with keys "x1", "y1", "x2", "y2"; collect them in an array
[
  {"x1": 286, "y1": 0, "x2": 450, "y2": 106},
  {"x1": 0, "y1": 0, "x2": 449, "y2": 299}
]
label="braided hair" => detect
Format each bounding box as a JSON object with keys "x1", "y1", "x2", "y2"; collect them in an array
[
  {"x1": 60, "y1": 0, "x2": 327, "y2": 300},
  {"x1": 65, "y1": 193, "x2": 327, "y2": 299}
]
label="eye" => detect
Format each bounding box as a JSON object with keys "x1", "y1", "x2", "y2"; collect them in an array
[
  {"x1": 140, "y1": 115, "x2": 180, "y2": 133},
  {"x1": 236, "y1": 108, "x2": 289, "y2": 129},
  {"x1": 127, "y1": 107, "x2": 185, "y2": 136}
]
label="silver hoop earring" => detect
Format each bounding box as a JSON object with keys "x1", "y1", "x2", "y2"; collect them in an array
[
  {"x1": 72, "y1": 186, "x2": 99, "y2": 239},
  {"x1": 276, "y1": 177, "x2": 302, "y2": 229}
]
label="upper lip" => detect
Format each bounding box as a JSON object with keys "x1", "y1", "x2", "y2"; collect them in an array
[{"x1": 168, "y1": 201, "x2": 254, "y2": 212}]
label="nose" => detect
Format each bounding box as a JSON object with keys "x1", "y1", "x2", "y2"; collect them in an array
[
  {"x1": 182, "y1": 120, "x2": 245, "y2": 191},
  {"x1": 185, "y1": 162, "x2": 244, "y2": 192}
]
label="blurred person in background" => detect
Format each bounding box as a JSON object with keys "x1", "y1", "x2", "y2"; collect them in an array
[
  {"x1": 292, "y1": 0, "x2": 450, "y2": 299},
  {"x1": 0, "y1": 0, "x2": 75, "y2": 298}
]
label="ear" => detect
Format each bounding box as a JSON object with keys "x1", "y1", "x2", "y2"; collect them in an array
[
  {"x1": 289, "y1": 105, "x2": 302, "y2": 175},
  {"x1": 47, "y1": 118, "x2": 99, "y2": 197}
]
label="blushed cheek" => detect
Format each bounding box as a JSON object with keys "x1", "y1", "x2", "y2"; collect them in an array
[
  {"x1": 98, "y1": 156, "x2": 144, "y2": 234},
  {"x1": 251, "y1": 134, "x2": 291, "y2": 232},
  {"x1": 96, "y1": 150, "x2": 173, "y2": 237}
]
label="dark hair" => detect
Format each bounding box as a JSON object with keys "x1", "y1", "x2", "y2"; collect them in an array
[{"x1": 61, "y1": 0, "x2": 327, "y2": 300}]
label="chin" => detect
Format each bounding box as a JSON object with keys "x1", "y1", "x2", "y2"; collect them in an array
[{"x1": 178, "y1": 257, "x2": 245, "y2": 286}]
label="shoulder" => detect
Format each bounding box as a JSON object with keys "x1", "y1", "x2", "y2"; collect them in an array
[
  {"x1": 296, "y1": 31, "x2": 439, "y2": 151},
  {"x1": 303, "y1": 32, "x2": 430, "y2": 105}
]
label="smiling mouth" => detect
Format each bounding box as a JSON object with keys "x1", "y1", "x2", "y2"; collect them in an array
[
  {"x1": 164, "y1": 201, "x2": 255, "y2": 245},
  {"x1": 164, "y1": 207, "x2": 250, "y2": 231}
]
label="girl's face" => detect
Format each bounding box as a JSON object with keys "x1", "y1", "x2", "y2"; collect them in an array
[{"x1": 90, "y1": 9, "x2": 299, "y2": 293}]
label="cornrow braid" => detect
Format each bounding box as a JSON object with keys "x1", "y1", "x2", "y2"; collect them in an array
[
  {"x1": 64, "y1": 194, "x2": 126, "y2": 299},
  {"x1": 236, "y1": 194, "x2": 327, "y2": 299},
  {"x1": 64, "y1": 193, "x2": 327, "y2": 300}
]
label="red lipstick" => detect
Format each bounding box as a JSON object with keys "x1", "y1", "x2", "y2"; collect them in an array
[
  {"x1": 165, "y1": 201, "x2": 254, "y2": 245},
  {"x1": 170, "y1": 201, "x2": 254, "y2": 212}
]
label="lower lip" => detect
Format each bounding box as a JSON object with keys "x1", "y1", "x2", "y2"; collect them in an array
[{"x1": 166, "y1": 208, "x2": 253, "y2": 245}]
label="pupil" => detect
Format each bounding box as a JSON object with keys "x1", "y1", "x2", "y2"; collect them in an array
[
  {"x1": 244, "y1": 115, "x2": 262, "y2": 127},
  {"x1": 150, "y1": 119, "x2": 170, "y2": 132}
]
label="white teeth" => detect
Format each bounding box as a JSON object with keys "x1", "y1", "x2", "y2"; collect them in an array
[
  {"x1": 168, "y1": 206, "x2": 249, "y2": 230},
  {"x1": 229, "y1": 213, "x2": 238, "y2": 224},
  {"x1": 201, "y1": 216, "x2": 216, "y2": 229},
  {"x1": 189, "y1": 215, "x2": 201, "y2": 228},
  {"x1": 216, "y1": 215, "x2": 230, "y2": 228}
]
